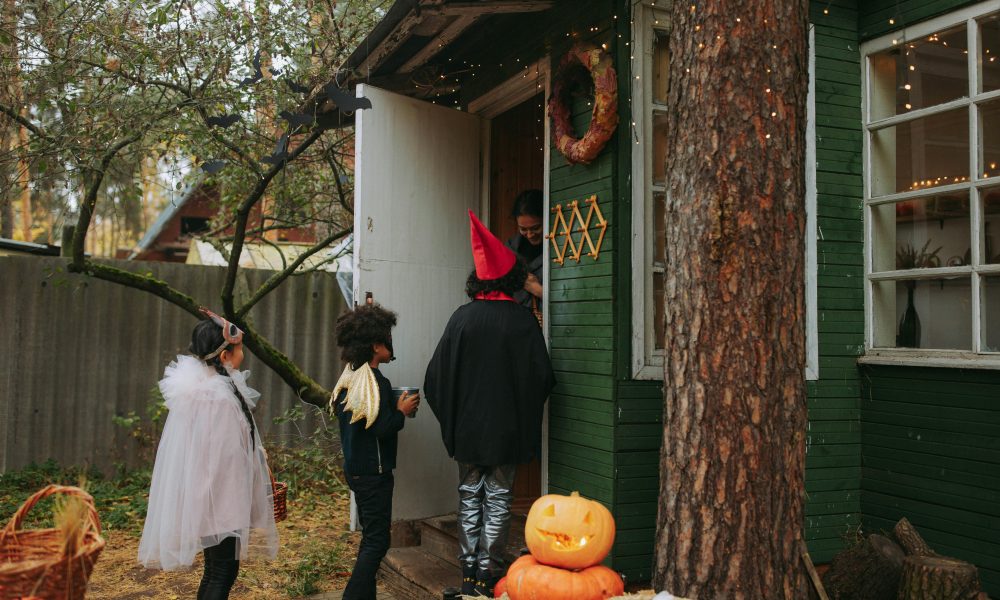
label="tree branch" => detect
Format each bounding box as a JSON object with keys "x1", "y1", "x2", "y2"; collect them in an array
[
  {"x1": 0, "y1": 101, "x2": 48, "y2": 139},
  {"x1": 235, "y1": 226, "x2": 351, "y2": 319},
  {"x1": 71, "y1": 261, "x2": 202, "y2": 317},
  {"x1": 71, "y1": 133, "x2": 144, "y2": 267},
  {"x1": 238, "y1": 316, "x2": 330, "y2": 407},
  {"x1": 222, "y1": 127, "x2": 326, "y2": 315}
]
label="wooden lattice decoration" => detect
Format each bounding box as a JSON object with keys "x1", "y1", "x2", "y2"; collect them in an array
[{"x1": 547, "y1": 195, "x2": 608, "y2": 265}]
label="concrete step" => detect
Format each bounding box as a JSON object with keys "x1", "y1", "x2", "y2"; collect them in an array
[{"x1": 378, "y1": 546, "x2": 458, "y2": 600}]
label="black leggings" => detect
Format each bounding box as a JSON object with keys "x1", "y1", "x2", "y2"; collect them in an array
[{"x1": 197, "y1": 537, "x2": 240, "y2": 600}]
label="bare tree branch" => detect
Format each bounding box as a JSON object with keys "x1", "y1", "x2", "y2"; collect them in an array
[
  {"x1": 239, "y1": 317, "x2": 329, "y2": 407},
  {"x1": 0, "y1": 101, "x2": 48, "y2": 139},
  {"x1": 71, "y1": 132, "x2": 144, "y2": 266},
  {"x1": 222, "y1": 127, "x2": 326, "y2": 315},
  {"x1": 236, "y1": 225, "x2": 350, "y2": 319}
]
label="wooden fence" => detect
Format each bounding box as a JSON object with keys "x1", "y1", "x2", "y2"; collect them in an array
[{"x1": 0, "y1": 255, "x2": 345, "y2": 472}]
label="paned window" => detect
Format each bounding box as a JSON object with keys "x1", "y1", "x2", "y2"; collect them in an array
[
  {"x1": 630, "y1": 1, "x2": 670, "y2": 379},
  {"x1": 862, "y1": 2, "x2": 1000, "y2": 362}
]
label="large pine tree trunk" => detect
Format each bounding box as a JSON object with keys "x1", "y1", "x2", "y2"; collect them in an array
[{"x1": 653, "y1": 1, "x2": 810, "y2": 598}]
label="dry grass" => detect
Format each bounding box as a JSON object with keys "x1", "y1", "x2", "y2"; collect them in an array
[{"x1": 86, "y1": 488, "x2": 359, "y2": 599}]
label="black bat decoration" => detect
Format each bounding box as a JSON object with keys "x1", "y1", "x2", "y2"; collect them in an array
[
  {"x1": 314, "y1": 111, "x2": 342, "y2": 131},
  {"x1": 279, "y1": 110, "x2": 315, "y2": 128},
  {"x1": 239, "y1": 50, "x2": 264, "y2": 87},
  {"x1": 324, "y1": 83, "x2": 372, "y2": 111},
  {"x1": 201, "y1": 159, "x2": 227, "y2": 174},
  {"x1": 285, "y1": 79, "x2": 312, "y2": 94},
  {"x1": 206, "y1": 114, "x2": 241, "y2": 128},
  {"x1": 261, "y1": 134, "x2": 290, "y2": 165}
]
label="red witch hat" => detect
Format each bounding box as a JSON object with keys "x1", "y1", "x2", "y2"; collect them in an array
[{"x1": 468, "y1": 209, "x2": 516, "y2": 280}]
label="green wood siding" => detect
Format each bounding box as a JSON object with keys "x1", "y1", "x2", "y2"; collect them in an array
[
  {"x1": 856, "y1": 1, "x2": 1000, "y2": 595},
  {"x1": 859, "y1": 0, "x2": 981, "y2": 40},
  {"x1": 861, "y1": 365, "x2": 1000, "y2": 595},
  {"x1": 803, "y1": 0, "x2": 866, "y2": 563}
]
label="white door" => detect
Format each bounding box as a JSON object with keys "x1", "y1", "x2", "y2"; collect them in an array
[{"x1": 353, "y1": 84, "x2": 482, "y2": 520}]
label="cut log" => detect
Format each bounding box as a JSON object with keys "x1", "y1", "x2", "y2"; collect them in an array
[
  {"x1": 894, "y1": 517, "x2": 938, "y2": 557},
  {"x1": 897, "y1": 555, "x2": 981, "y2": 600},
  {"x1": 822, "y1": 534, "x2": 906, "y2": 600}
]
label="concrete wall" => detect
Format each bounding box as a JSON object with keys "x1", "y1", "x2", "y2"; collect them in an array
[{"x1": 0, "y1": 256, "x2": 345, "y2": 472}]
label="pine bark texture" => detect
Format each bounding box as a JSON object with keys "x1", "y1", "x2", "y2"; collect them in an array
[
  {"x1": 653, "y1": 1, "x2": 810, "y2": 598},
  {"x1": 897, "y1": 555, "x2": 981, "y2": 600},
  {"x1": 894, "y1": 517, "x2": 938, "y2": 558},
  {"x1": 821, "y1": 534, "x2": 905, "y2": 600}
]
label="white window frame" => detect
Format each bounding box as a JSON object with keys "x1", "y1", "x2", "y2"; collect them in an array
[
  {"x1": 860, "y1": 0, "x2": 1000, "y2": 370},
  {"x1": 630, "y1": 7, "x2": 820, "y2": 380},
  {"x1": 630, "y1": 0, "x2": 669, "y2": 380},
  {"x1": 806, "y1": 25, "x2": 819, "y2": 380}
]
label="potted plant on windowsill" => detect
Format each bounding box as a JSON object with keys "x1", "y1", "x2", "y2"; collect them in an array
[{"x1": 894, "y1": 240, "x2": 942, "y2": 348}]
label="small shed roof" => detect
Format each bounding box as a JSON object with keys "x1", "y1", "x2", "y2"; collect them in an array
[
  {"x1": 128, "y1": 176, "x2": 206, "y2": 260},
  {"x1": 0, "y1": 238, "x2": 61, "y2": 257}
]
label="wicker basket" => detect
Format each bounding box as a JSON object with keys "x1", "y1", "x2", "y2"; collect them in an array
[
  {"x1": 0, "y1": 485, "x2": 105, "y2": 599},
  {"x1": 269, "y1": 470, "x2": 288, "y2": 523}
]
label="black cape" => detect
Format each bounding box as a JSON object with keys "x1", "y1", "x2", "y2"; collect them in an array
[{"x1": 423, "y1": 299, "x2": 555, "y2": 465}]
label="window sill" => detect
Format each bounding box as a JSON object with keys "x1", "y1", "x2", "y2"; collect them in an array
[{"x1": 859, "y1": 351, "x2": 1000, "y2": 371}]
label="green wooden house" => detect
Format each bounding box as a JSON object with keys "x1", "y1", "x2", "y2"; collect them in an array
[{"x1": 334, "y1": 0, "x2": 999, "y2": 593}]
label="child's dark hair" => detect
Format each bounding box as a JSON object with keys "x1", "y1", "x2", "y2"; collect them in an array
[
  {"x1": 465, "y1": 259, "x2": 528, "y2": 299},
  {"x1": 190, "y1": 320, "x2": 231, "y2": 368},
  {"x1": 335, "y1": 304, "x2": 398, "y2": 369},
  {"x1": 189, "y1": 319, "x2": 256, "y2": 445},
  {"x1": 511, "y1": 189, "x2": 543, "y2": 219}
]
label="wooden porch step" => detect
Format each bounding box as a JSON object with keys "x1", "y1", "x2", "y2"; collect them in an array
[
  {"x1": 378, "y1": 546, "x2": 458, "y2": 600},
  {"x1": 418, "y1": 513, "x2": 529, "y2": 567}
]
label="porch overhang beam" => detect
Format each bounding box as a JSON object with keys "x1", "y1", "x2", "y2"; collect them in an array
[
  {"x1": 426, "y1": 1, "x2": 554, "y2": 16},
  {"x1": 397, "y1": 14, "x2": 478, "y2": 73},
  {"x1": 354, "y1": 9, "x2": 427, "y2": 76}
]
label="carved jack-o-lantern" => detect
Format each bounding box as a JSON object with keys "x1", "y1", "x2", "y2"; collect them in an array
[
  {"x1": 505, "y1": 554, "x2": 624, "y2": 600},
  {"x1": 524, "y1": 491, "x2": 615, "y2": 569}
]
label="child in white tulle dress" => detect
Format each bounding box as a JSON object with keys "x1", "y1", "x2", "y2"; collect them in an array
[{"x1": 138, "y1": 308, "x2": 278, "y2": 599}]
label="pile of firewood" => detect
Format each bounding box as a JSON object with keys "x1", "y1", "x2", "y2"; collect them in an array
[{"x1": 820, "y1": 517, "x2": 988, "y2": 599}]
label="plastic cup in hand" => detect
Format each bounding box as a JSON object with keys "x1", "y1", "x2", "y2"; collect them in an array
[{"x1": 392, "y1": 387, "x2": 420, "y2": 418}]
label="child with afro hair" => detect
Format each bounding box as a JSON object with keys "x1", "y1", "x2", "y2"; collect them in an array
[{"x1": 330, "y1": 302, "x2": 418, "y2": 600}]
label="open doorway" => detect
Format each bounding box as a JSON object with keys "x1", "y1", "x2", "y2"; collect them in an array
[{"x1": 486, "y1": 93, "x2": 545, "y2": 514}]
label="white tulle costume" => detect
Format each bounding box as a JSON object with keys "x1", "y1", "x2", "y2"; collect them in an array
[{"x1": 138, "y1": 355, "x2": 279, "y2": 570}]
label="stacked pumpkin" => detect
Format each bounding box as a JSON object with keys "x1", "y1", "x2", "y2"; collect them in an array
[{"x1": 497, "y1": 491, "x2": 625, "y2": 600}]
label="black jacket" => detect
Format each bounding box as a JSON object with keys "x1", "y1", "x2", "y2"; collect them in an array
[
  {"x1": 506, "y1": 234, "x2": 543, "y2": 309},
  {"x1": 424, "y1": 299, "x2": 555, "y2": 465},
  {"x1": 335, "y1": 367, "x2": 405, "y2": 475}
]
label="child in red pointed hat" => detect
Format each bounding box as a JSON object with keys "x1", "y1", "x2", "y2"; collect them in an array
[{"x1": 423, "y1": 210, "x2": 556, "y2": 596}]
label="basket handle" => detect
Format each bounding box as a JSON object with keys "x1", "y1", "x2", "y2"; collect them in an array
[{"x1": 0, "y1": 485, "x2": 102, "y2": 541}]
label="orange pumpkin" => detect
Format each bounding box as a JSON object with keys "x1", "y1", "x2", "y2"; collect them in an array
[
  {"x1": 493, "y1": 575, "x2": 508, "y2": 597},
  {"x1": 505, "y1": 555, "x2": 624, "y2": 600},
  {"x1": 524, "y1": 491, "x2": 615, "y2": 569}
]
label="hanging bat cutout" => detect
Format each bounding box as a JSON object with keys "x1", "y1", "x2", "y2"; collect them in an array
[
  {"x1": 279, "y1": 110, "x2": 316, "y2": 128},
  {"x1": 240, "y1": 50, "x2": 264, "y2": 87},
  {"x1": 261, "y1": 134, "x2": 290, "y2": 165},
  {"x1": 324, "y1": 83, "x2": 372, "y2": 112},
  {"x1": 206, "y1": 114, "x2": 241, "y2": 128},
  {"x1": 314, "y1": 111, "x2": 343, "y2": 131},
  {"x1": 202, "y1": 159, "x2": 227, "y2": 174},
  {"x1": 285, "y1": 79, "x2": 312, "y2": 94}
]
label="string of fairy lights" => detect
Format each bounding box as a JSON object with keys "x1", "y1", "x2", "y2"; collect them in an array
[{"x1": 393, "y1": 0, "x2": 1000, "y2": 196}]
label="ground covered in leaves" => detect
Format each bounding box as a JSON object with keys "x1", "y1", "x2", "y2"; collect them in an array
[{"x1": 0, "y1": 438, "x2": 358, "y2": 599}]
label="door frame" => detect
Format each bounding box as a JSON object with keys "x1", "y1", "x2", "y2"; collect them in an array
[{"x1": 468, "y1": 57, "x2": 552, "y2": 495}]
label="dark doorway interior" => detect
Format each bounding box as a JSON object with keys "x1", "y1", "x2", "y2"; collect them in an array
[{"x1": 488, "y1": 93, "x2": 545, "y2": 515}]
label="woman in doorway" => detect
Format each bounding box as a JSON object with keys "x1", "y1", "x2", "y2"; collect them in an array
[{"x1": 505, "y1": 189, "x2": 544, "y2": 320}]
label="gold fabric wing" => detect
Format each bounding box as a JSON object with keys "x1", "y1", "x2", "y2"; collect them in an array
[{"x1": 329, "y1": 363, "x2": 381, "y2": 429}]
